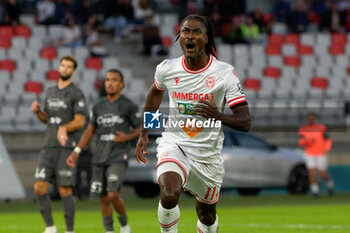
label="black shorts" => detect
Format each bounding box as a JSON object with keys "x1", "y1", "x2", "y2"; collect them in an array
[
  {"x1": 90, "y1": 162, "x2": 128, "y2": 196},
  {"x1": 35, "y1": 148, "x2": 76, "y2": 187}
]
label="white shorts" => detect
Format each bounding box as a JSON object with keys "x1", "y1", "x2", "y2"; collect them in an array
[
  {"x1": 156, "y1": 140, "x2": 224, "y2": 204},
  {"x1": 305, "y1": 155, "x2": 328, "y2": 171}
]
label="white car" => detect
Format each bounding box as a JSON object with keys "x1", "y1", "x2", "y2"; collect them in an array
[{"x1": 125, "y1": 130, "x2": 308, "y2": 197}]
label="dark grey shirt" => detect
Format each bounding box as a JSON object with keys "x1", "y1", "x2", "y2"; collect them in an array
[
  {"x1": 89, "y1": 95, "x2": 141, "y2": 165},
  {"x1": 43, "y1": 83, "x2": 87, "y2": 149}
]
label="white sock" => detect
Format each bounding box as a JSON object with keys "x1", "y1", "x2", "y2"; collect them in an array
[
  {"x1": 158, "y1": 201, "x2": 180, "y2": 233},
  {"x1": 197, "y1": 215, "x2": 218, "y2": 233},
  {"x1": 327, "y1": 179, "x2": 334, "y2": 189},
  {"x1": 311, "y1": 184, "x2": 319, "y2": 194},
  {"x1": 45, "y1": 225, "x2": 57, "y2": 232}
]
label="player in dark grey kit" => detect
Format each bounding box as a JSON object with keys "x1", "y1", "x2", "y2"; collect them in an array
[
  {"x1": 67, "y1": 69, "x2": 140, "y2": 233},
  {"x1": 31, "y1": 56, "x2": 86, "y2": 233}
]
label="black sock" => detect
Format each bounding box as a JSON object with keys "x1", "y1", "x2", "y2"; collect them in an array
[
  {"x1": 103, "y1": 216, "x2": 114, "y2": 231},
  {"x1": 62, "y1": 195, "x2": 75, "y2": 231},
  {"x1": 37, "y1": 194, "x2": 54, "y2": 227},
  {"x1": 118, "y1": 213, "x2": 128, "y2": 227}
]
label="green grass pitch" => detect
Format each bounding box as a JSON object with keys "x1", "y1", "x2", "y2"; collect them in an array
[{"x1": 0, "y1": 193, "x2": 349, "y2": 233}]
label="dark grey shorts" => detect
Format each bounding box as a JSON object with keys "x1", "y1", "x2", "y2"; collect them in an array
[
  {"x1": 90, "y1": 162, "x2": 128, "y2": 196},
  {"x1": 35, "y1": 148, "x2": 76, "y2": 187}
]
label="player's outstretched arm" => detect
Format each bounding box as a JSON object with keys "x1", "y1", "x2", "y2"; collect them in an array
[
  {"x1": 66, "y1": 124, "x2": 96, "y2": 167},
  {"x1": 195, "y1": 100, "x2": 251, "y2": 132},
  {"x1": 135, "y1": 84, "x2": 164, "y2": 163},
  {"x1": 57, "y1": 114, "x2": 86, "y2": 146},
  {"x1": 31, "y1": 100, "x2": 48, "y2": 123}
]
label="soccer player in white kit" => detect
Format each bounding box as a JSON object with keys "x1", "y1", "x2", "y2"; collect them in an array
[{"x1": 135, "y1": 14, "x2": 251, "y2": 233}]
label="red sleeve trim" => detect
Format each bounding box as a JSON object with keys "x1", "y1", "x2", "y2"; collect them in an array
[{"x1": 154, "y1": 78, "x2": 164, "y2": 90}]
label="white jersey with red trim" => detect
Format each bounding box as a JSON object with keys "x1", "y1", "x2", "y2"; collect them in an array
[{"x1": 154, "y1": 55, "x2": 247, "y2": 163}]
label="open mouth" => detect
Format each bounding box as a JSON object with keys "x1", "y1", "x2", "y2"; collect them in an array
[{"x1": 185, "y1": 42, "x2": 196, "y2": 50}]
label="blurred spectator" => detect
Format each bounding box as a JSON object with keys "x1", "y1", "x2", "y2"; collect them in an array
[
  {"x1": 134, "y1": 0, "x2": 153, "y2": 24},
  {"x1": 287, "y1": 0, "x2": 309, "y2": 33},
  {"x1": 320, "y1": 2, "x2": 343, "y2": 33},
  {"x1": 54, "y1": 15, "x2": 83, "y2": 47},
  {"x1": 273, "y1": 0, "x2": 291, "y2": 23},
  {"x1": 4, "y1": 0, "x2": 21, "y2": 26},
  {"x1": 202, "y1": 0, "x2": 221, "y2": 36},
  {"x1": 84, "y1": 15, "x2": 101, "y2": 46},
  {"x1": 104, "y1": 0, "x2": 135, "y2": 42},
  {"x1": 250, "y1": 6, "x2": 269, "y2": 33},
  {"x1": 219, "y1": 0, "x2": 246, "y2": 23},
  {"x1": 241, "y1": 15, "x2": 260, "y2": 44},
  {"x1": 202, "y1": 0, "x2": 217, "y2": 17},
  {"x1": 142, "y1": 15, "x2": 163, "y2": 56},
  {"x1": 0, "y1": 1, "x2": 3, "y2": 24},
  {"x1": 55, "y1": 0, "x2": 74, "y2": 25},
  {"x1": 73, "y1": 0, "x2": 94, "y2": 25},
  {"x1": 223, "y1": 17, "x2": 245, "y2": 44},
  {"x1": 343, "y1": 6, "x2": 350, "y2": 31},
  {"x1": 338, "y1": 0, "x2": 350, "y2": 11},
  {"x1": 36, "y1": 0, "x2": 56, "y2": 25}
]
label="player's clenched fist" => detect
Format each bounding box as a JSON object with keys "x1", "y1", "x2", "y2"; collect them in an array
[{"x1": 31, "y1": 100, "x2": 41, "y2": 113}]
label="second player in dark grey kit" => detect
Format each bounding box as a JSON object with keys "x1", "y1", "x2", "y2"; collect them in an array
[
  {"x1": 31, "y1": 55, "x2": 86, "y2": 233},
  {"x1": 67, "y1": 69, "x2": 140, "y2": 233}
]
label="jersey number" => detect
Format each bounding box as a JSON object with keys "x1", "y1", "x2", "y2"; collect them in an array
[{"x1": 35, "y1": 168, "x2": 46, "y2": 179}]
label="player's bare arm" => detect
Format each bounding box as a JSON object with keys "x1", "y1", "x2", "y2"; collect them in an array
[
  {"x1": 31, "y1": 100, "x2": 48, "y2": 123},
  {"x1": 57, "y1": 114, "x2": 86, "y2": 147},
  {"x1": 66, "y1": 124, "x2": 96, "y2": 167},
  {"x1": 135, "y1": 84, "x2": 164, "y2": 164},
  {"x1": 114, "y1": 127, "x2": 141, "y2": 144},
  {"x1": 195, "y1": 100, "x2": 251, "y2": 132}
]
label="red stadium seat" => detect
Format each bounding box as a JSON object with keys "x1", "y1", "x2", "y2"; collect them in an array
[
  {"x1": 86, "y1": 57, "x2": 102, "y2": 70},
  {"x1": 14, "y1": 25, "x2": 31, "y2": 38},
  {"x1": 40, "y1": 47, "x2": 57, "y2": 60},
  {"x1": 265, "y1": 45, "x2": 281, "y2": 55},
  {"x1": 311, "y1": 77, "x2": 328, "y2": 90},
  {"x1": 284, "y1": 34, "x2": 300, "y2": 45},
  {"x1": 347, "y1": 66, "x2": 350, "y2": 75},
  {"x1": 0, "y1": 26, "x2": 14, "y2": 39},
  {"x1": 25, "y1": 81, "x2": 43, "y2": 95},
  {"x1": 263, "y1": 13, "x2": 274, "y2": 23},
  {"x1": 268, "y1": 34, "x2": 283, "y2": 45},
  {"x1": 329, "y1": 44, "x2": 344, "y2": 55},
  {"x1": 0, "y1": 59, "x2": 16, "y2": 72},
  {"x1": 284, "y1": 56, "x2": 301, "y2": 67},
  {"x1": 263, "y1": 67, "x2": 281, "y2": 79},
  {"x1": 243, "y1": 78, "x2": 261, "y2": 91},
  {"x1": 46, "y1": 70, "x2": 60, "y2": 81},
  {"x1": 331, "y1": 33, "x2": 347, "y2": 45},
  {"x1": 161, "y1": 36, "x2": 172, "y2": 49},
  {"x1": 298, "y1": 44, "x2": 313, "y2": 55},
  {"x1": 0, "y1": 38, "x2": 11, "y2": 49}
]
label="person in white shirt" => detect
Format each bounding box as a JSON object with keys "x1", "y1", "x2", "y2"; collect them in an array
[{"x1": 135, "y1": 14, "x2": 251, "y2": 233}]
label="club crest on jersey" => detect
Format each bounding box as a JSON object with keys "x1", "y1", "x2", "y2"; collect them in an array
[
  {"x1": 175, "y1": 77, "x2": 180, "y2": 85},
  {"x1": 205, "y1": 76, "x2": 215, "y2": 89}
]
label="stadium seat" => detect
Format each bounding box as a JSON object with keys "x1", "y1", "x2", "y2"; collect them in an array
[
  {"x1": 314, "y1": 66, "x2": 330, "y2": 77},
  {"x1": 282, "y1": 44, "x2": 297, "y2": 55},
  {"x1": 331, "y1": 33, "x2": 347, "y2": 45},
  {"x1": 46, "y1": 70, "x2": 59, "y2": 82},
  {"x1": 0, "y1": 26, "x2": 13, "y2": 40},
  {"x1": 284, "y1": 56, "x2": 301, "y2": 67},
  {"x1": 14, "y1": 25, "x2": 31, "y2": 38},
  {"x1": 161, "y1": 36, "x2": 172, "y2": 49},
  {"x1": 11, "y1": 37, "x2": 26, "y2": 49},
  {"x1": 85, "y1": 57, "x2": 103, "y2": 70},
  {"x1": 29, "y1": 70, "x2": 46, "y2": 82},
  {"x1": 243, "y1": 78, "x2": 261, "y2": 91},
  {"x1": 16, "y1": 60, "x2": 32, "y2": 72},
  {"x1": 281, "y1": 67, "x2": 297, "y2": 78},
  {"x1": 301, "y1": 56, "x2": 316, "y2": 67},
  {"x1": 311, "y1": 77, "x2": 328, "y2": 90},
  {"x1": 31, "y1": 25, "x2": 47, "y2": 38},
  {"x1": 300, "y1": 33, "x2": 315, "y2": 46},
  {"x1": 263, "y1": 67, "x2": 280, "y2": 79},
  {"x1": 34, "y1": 59, "x2": 50, "y2": 71},
  {"x1": 268, "y1": 34, "x2": 283, "y2": 45},
  {"x1": 40, "y1": 47, "x2": 57, "y2": 60},
  {"x1": 24, "y1": 81, "x2": 43, "y2": 95},
  {"x1": 57, "y1": 47, "x2": 73, "y2": 58},
  {"x1": 8, "y1": 48, "x2": 23, "y2": 61},
  {"x1": 0, "y1": 38, "x2": 11, "y2": 49},
  {"x1": 329, "y1": 44, "x2": 345, "y2": 55},
  {"x1": 347, "y1": 66, "x2": 350, "y2": 75},
  {"x1": 334, "y1": 55, "x2": 349, "y2": 67},
  {"x1": 316, "y1": 33, "x2": 331, "y2": 46},
  {"x1": 298, "y1": 45, "x2": 313, "y2": 55},
  {"x1": 217, "y1": 44, "x2": 232, "y2": 63},
  {"x1": 28, "y1": 38, "x2": 43, "y2": 49},
  {"x1": 284, "y1": 34, "x2": 300, "y2": 45},
  {"x1": 0, "y1": 59, "x2": 16, "y2": 72},
  {"x1": 267, "y1": 56, "x2": 283, "y2": 67},
  {"x1": 265, "y1": 45, "x2": 281, "y2": 55}
]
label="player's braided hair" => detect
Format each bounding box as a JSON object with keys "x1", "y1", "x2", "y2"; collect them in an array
[{"x1": 176, "y1": 14, "x2": 217, "y2": 58}]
